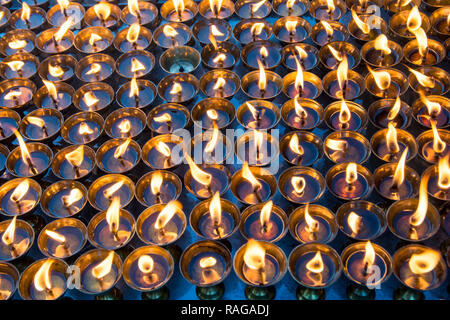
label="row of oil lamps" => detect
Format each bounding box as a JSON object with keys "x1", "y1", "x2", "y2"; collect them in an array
[{"x1": 0, "y1": 0, "x2": 447, "y2": 301}]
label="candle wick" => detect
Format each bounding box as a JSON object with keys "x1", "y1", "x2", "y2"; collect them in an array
[
  {"x1": 42, "y1": 125, "x2": 48, "y2": 137},
  {"x1": 253, "y1": 186, "x2": 263, "y2": 203},
  {"x1": 155, "y1": 192, "x2": 161, "y2": 204},
  {"x1": 362, "y1": 261, "x2": 369, "y2": 277},
  {"x1": 214, "y1": 225, "x2": 222, "y2": 238},
  {"x1": 288, "y1": 7, "x2": 292, "y2": 15},
  {"x1": 177, "y1": 92, "x2": 182, "y2": 103},
  {"x1": 63, "y1": 198, "x2": 73, "y2": 215},
  {"x1": 166, "y1": 121, "x2": 173, "y2": 133},
  {"x1": 25, "y1": 17, "x2": 31, "y2": 29},
  {"x1": 51, "y1": 35, "x2": 60, "y2": 52},
  {"x1": 0, "y1": 126, "x2": 5, "y2": 138},
  {"x1": 171, "y1": 36, "x2": 176, "y2": 47},
  {"x1": 341, "y1": 80, "x2": 347, "y2": 99},
  {"x1": 218, "y1": 86, "x2": 224, "y2": 98},
  {"x1": 258, "y1": 267, "x2": 266, "y2": 286},
  {"x1": 14, "y1": 199, "x2": 22, "y2": 215},
  {"x1": 8, "y1": 243, "x2": 18, "y2": 258},
  {"x1": 163, "y1": 156, "x2": 172, "y2": 168},
  {"x1": 260, "y1": 88, "x2": 265, "y2": 99},
  {"x1": 26, "y1": 157, "x2": 38, "y2": 175}
]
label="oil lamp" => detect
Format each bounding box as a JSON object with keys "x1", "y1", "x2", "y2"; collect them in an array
[
  {"x1": 242, "y1": 41, "x2": 283, "y2": 70},
  {"x1": 35, "y1": 18, "x2": 75, "y2": 54},
  {"x1": 117, "y1": 77, "x2": 157, "y2": 109},
  {"x1": 38, "y1": 54, "x2": 77, "y2": 83},
  {"x1": 366, "y1": 66, "x2": 409, "y2": 98},
  {"x1": 74, "y1": 26, "x2": 113, "y2": 55},
  {"x1": 326, "y1": 162, "x2": 374, "y2": 200},
  {"x1": 387, "y1": 176, "x2": 440, "y2": 241},
  {"x1": 19, "y1": 108, "x2": 63, "y2": 142},
  {"x1": 190, "y1": 192, "x2": 240, "y2": 240},
  {"x1": 158, "y1": 73, "x2": 199, "y2": 104},
  {"x1": 184, "y1": 154, "x2": 231, "y2": 199},
  {"x1": 235, "y1": 130, "x2": 279, "y2": 167},
  {"x1": 85, "y1": 1, "x2": 121, "y2": 28},
  {"x1": 0, "y1": 78, "x2": 36, "y2": 109},
  {"x1": 237, "y1": 100, "x2": 281, "y2": 130},
  {"x1": 122, "y1": 0, "x2": 158, "y2": 26},
  {"x1": 123, "y1": 245, "x2": 174, "y2": 300},
  {"x1": 389, "y1": 6, "x2": 431, "y2": 40},
  {"x1": 160, "y1": 46, "x2": 201, "y2": 74},
  {"x1": 18, "y1": 258, "x2": 68, "y2": 300},
  {"x1": 288, "y1": 204, "x2": 338, "y2": 244},
  {"x1": 430, "y1": 6, "x2": 450, "y2": 37},
  {"x1": 136, "y1": 200, "x2": 187, "y2": 246},
  {"x1": 408, "y1": 66, "x2": 450, "y2": 96},
  {"x1": 0, "y1": 262, "x2": 19, "y2": 300},
  {"x1": 324, "y1": 100, "x2": 368, "y2": 131},
  {"x1": 361, "y1": 35, "x2": 404, "y2": 67},
  {"x1": 161, "y1": 0, "x2": 198, "y2": 23},
  {"x1": 153, "y1": 22, "x2": 192, "y2": 49},
  {"x1": 105, "y1": 107, "x2": 146, "y2": 139},
  {"x1": 341, "y1": 241, "x2": 393, "y2": 300},
  {"x1": 282, "y1": 64, "x2": 323, "y2": 99},
  {"x1": 232, "y1": 19, "x2": 272, "y2": 44},
  {"x1": 75, "y1": 54, "x2": 115, "y2": 83},
  {"x1": 417, "y1": 126, "x2": 450, "y2": 164},
  {"x1": 0, "y1": 217, "x2": 34, "y2": 261},
  {"x1": 88, "y1": 174, "x2": 135, "y2": 211},
  {"x1": 323, "y1": 56, "x2": 365, "y2": 100},
  {"x1": 374, "y1": 148, "x2": 420, "y2": 200},
  {"x1": 393, "y1": 245, "x2": 447, "y2": 292},
  {"x1": 423, "y1": 155, "x2": 450, "y2": 202},
  {"x1": 34, "y1": 81, "x2": 74, "y2": 112},
  {"x1": 310, "y1": 21, "x2": 349, "y2": 46},
  {"x1": 272, "y1": 16, "x2": 311, "y2": 44},
  {"x1": 235, "y1": 0, "x2": 272, "y2": 18},
  {"x1": 6, "y1": 131, "x2": 53, "y2": 178},
  {"x1": 38, "y1": 218, "x2": 87, "y2": 259},
  {"x1": 0, "y1": 178, "x2": 41, "y2": 216},
  {"x1": 114, "y1": 23, "x2": 152, "y2": 53},
  {"x1": 0, "y1": 29, "x2": 35, "y2": 56},
  {"x1": 309, "y1": 0, "x2": 347, "y2": 20},
  {"x1": 135, "y1": 170, "x2": 182, "y2": 207},
  {"x1": 46, "y1": 0, "x2": 84, "y2": 27},
  {"x1": 116, "y1": 50, "x2": 155, "y2": 79},
  {"x1": 368, "y1": 97, "x2": 412, "y2": 129},
  {"x1": 241, "y1": 61, "x2": 283, "y2": 99},
  {"x1": 319, "y1": 41, "x2": 360, "y2": 70},
  {"x1": 141, "y1": 134, "x2": 183, "y2": 170},
  {"x1": 403, "y1": 27, "x2": 445, "y2": 66},
  {"x1": 147, "y1": 103, "x2": 190, "y2": 134},
  {"x1": 324, "y1": 130, "x2": 371, "y2": 164},
  {"x1": 191, "y1": 98, "x2": 235, "y2": 130},
  {"x1": 288, "y1": 243, "x2": 342, "y2": 300},
  {"x1": 230, "y1": 162, "x2": 277, "y2": 205},
  {"x1": 199, "y1": 0, "x2": 235, "y2": 19},
  {"x1": 336, "y1": 200, "x2": 387, "y2": 240},
  {"x1": 281, "y1": 97, "x2": 324, "y2": 130},
  {"x1": 278, "y1": 166, "x2": 326, "y2": 204},
  {"x1": 200, "y1": 69, "x2": 240, "y2": 99},
  {"x1": 201, "y1": 39, "x2": 240, "y2": 70},
  {"x1": 96, "y1": 138, "x2": 141, "y2": 174},
  {"x1": 74, "y1": 249, "x2": 122, "y2": 295},
  {"x1": 273, "y1": 0, "x2": 310, "y2": 16},
  {"x1": 180, "y1": 240, "x2": 232, "y2": 300},
  {"x1": 52, "y1": 144, "x2": 95, "y2": 180},
  {"x1": 191, "y1": 125, "x2": 233, "y2": 164},
  {"x1": 371, "y1": 123, "x2": 417, "y2": 162},
  {"x1": 240, "y1": 201, "x2": 288, "y2": 242},
  {"x1": 61, "y1": 111, "x2": 104, "y2": 144},
  {"x1": 10, "y1": 2, "x2": 45, "y2": 31},
  {"x1": 88, "y1": 197, "x2": 136, "y2": 250},
  {"x1": 412, "y1": 95, "x2": 449, "y2": 128},
  {"x1": 193, "y1": 18, "x2": 231, "y2": 45},
  {"x1": 279, "y1": 131, "x2": 323, "y2": 166},
  {"x1": 40, "y1": 180, "x2": 87, "y2": 218},
  {"x1": 0, "y1": 52, "x2": 39, "y2": 80},
  {"x1": 233, "y1": 239, "x2": 287, "y2": 300},
  {"x1": 283, "y1": 43, "x2": 319, "y2": 71}
]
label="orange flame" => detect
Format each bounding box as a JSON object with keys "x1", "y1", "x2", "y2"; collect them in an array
[
  {"x1": 345, "y1": 163, "x2": 358, "y2": 184},
  {"x1": 27, "y1": 116, "x2": 45, "y2": 129},
  {"x1": 246, "y1": 102, "x2": 259, "y2": 120},
  {"x1": 138, "y1": 255, "x2": 154, "y2": 273},
  {"x1": 61, "y1": 188, "x2": 83, "y2": 207},
  {"x1": 131, "y1": 57, "x2": 145, "y2": 73},
  {"x1": 92, "y1": 251, "x2": 115, "y2": 279},
  {"x1": 410, "y1": 174, "x2": 428, "y2": 227},
  {"x1": 8, "y1": 40, "x2": 27, "y2": 50},
  {"x1": 348, "y1": 211, "x2": 362, "y2": 235},
  {"x1": 368, "y1": 66, "x2": 391, "y2": 90},
  {"x1": 207, "y1": 109, "x2": 218, "y2": 121},
  {"x1": 186, "y1": 154, "x2": 212, "y2": 186},
  {"x1": 244, "y1": 239, "x2": 266, "y2": 270},
  {"x1": 118, "y1": 119, "x2": 131, "y2": 134},
  {"x1": 200, "y1": 256, "x2": 217, "y2": 268},
  {"x1": 4, "y1": 61, "x2": 24, "y2": 72},
  {"x1": 412, "y1": 27, "x2": 428, "y2": 57},
  {"x1": 392, "y1": 147, "x2": 408, "y2": 188},
  {"x1": 250, "y1": 23, "x2": 264, "y2": 36},
  {"x1": 128, "y1": 0, "x2": 140, "y2": 17},
  {"x1": 103, "y1": 181, "x2": 124, "y2": 199},
  {"x1": 407, "y1": 6, "x2": 421, "y2": 32},
  {"x1": 438, "y1": 154, "x2": 450, "y2": 190},
  {"x1": 169, "y1": 82, "x2": 182, "y2": 95},
  {"x1": 322, "y1": 21, "x2": 334, "y2": 38},
  {"x1": 408, "y1": 67, "x2": 434, "y2": 88},
  {"x1": 337, "y1": 56, "x2": 348, "y2": 94},
  {"x1": 94, "y1": 2, "x2": 111, "y2": 20},
  {"x1": 173, "y1": 0, "x2": 185, "y2": 16},
  {"x1": 388, "y1": 96, "x2": 402, "y2": 121},
  {"x1": 1, "y1": 216, "x2": 17, "y2": 245},
  {"x1": 33, "y1": 260, "x2": 53, "y2": 292},
  {"x1": 212, "y1": 53, "x2": 226, "y2": 64},
  {"x1": 210, "y1": 25, "x2": 224, "y2": 37},
  {"x1": 339, "y1": 100, "x2": 351, "y2": 125},
  {"x1": 79, "y1": 122, "x2": 94, "y2": 135},
  {"x1": 209, "y1": 191, "x2": 222, "y2": 226},
  {"x1": 156, "y1": 141, "x2": 171, "y2": 158},
  {"x1": 42, "y1": 79, "x2": 58, "y2": 101},
  {"x1": 57, "y1": 0, "x2": 69, "y2": 13},
  {"x1": 421, "y1": 94, "x2": 441, "y2": 116},
  {"x1": 260, "y1": 46, "x2": 268, "y2": 60},
  {"x1": 242, "y1": 162, "x2": 262, "y2": 190},
  {"x1": 285, "y1": 20, "x2": 298, "y2": 34},
  {"x1": 431, "y1": 120, "x2": 446, "y2": 153},
  {"x1": 153, "y1": 113, "x2": 172, "y2": 123},
  {"x1": 85, "y1": 63, "x2": 101, "y2": 75},
  {"x1": 163, "y1": 25, "x2": 179, "y2": 38},
  {"x1": 260, "y1": 200, "x2": 272, "y2": 228},
  {"x1": 129, "y1": 77, "x2": 140, "y2": 98},
  {"x1": 257, "y1": 59, "x2": 266, "y2": 91},
  {"x1": 89, "y1": 33, "x2": 102, "y2": 47},
  {"x1": 10, "y1": 180, "x2": 29, "y2": 204},
  {"x1": 45, "y1": 230, "x2": 66, "y2": 243},
  {"x1": 408, "y1": 249, "x2": 440, "y2": 274},
  {"x1": 48, "y1": 64, "x2": 64, "y2": 78},
  {"x1": 213, "y1": 77, "x2": 226, "y2": 91},
  {"x1": 54, "y1": 17, "x2": 74, "y2": 42},
  {"x1": 326, "y1": 138, "x2": 347, "y2": 151},
  {"x1": 294, "y1": 96, "x2": 307, "y2": 119},
  {"x1": 294, "y1": 57, "x2": 304, "y2": 91},
  {"x1": 251, "y1": 0, "x2": 266, "y2": 13},
  {"x1": 4, "y1": 90, "x2": 22, "y2": 101},
  {"x1": 105, "y1": 197, "x2": 121, "y2": 234},
  {"x1": 306, "y1": 251, "x2": 324, "y2": 273},
  {"x1": 289, "y1": 134, "x2": 304, "y2": 156},
  {"x1": 13, "y1": 131, "x2": 32, "y2": 167},
  {"x1": 352, "y1": 9, "x2": 370, "y2": 34},
  {"x1": 291, "y1": 176, "x2": 306, "y2": 194},
  {"x1": 155, "y1": 200, "x2": 182, "y2": 229},
  {"x1": 386, "y1": 122, "x2": 400, "y2": 154},
  {"x1": 205, "y1": 122, "x2": 219, "y2": 153},
  {"x1": 113, "y1": 138, "x2": 131, "y2": 159},
  {"x1": 374, "y1": 35, "x2": 391, "y2": 55},
  {"x1": 151, "y1": 172, "x2": 163, "y2": 196},
  {"x1": 304, "y1": 204, "x2": 319, "y2": 233},
  {"x1": 209, "y1": 0, "x2": 223, "y2": 14},
  {"x1": 65, "y1": 145, "x2": 84, "y2": 167},
  {"x1": 363, "y1": 241, "x2": 375, "y2": 267},
  {"x1": 326, "y1": 0, "x2": 336, "y2": 12},
  {"x1": 328, "y1": 45, "x2": 343, "y2": 62},
  {"x1": 127, "y1": 23, "x2": 140, "y2": 43},
  {"x1": 21, "y1": 2, "x2": 31, "y2": 21}
]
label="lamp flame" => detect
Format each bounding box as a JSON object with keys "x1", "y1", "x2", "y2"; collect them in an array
[
  {"x1": 92, "y1": 251, "x2": 115, "y2": 279},
  {"x1": 407, "y1": 6, "x2": 421, "y2": 32},
  {"x1": 345, "y1": 163, "x2": 358, "y2": 184},
  {"x1": 374, "y1": 34, "x2": 391, "y2": 55},
  {"x1": 13, "y1": 131, "x2": 33, "y2": 168},
  {"x1": 163, "y1": 25, "x2": 179, "y2": 38},
  {"x1": 210, "y1": 25, "x2": 224, "y2": 37},
  {"x1": 186, "y1": 154, "x2": 212, "y2": 186},
  {"x1": 138, "y1": 255, "x2": 154, "y2": 273},
  {"x1": 368, "y1": 66, "x2": 391, "y2": 90},
  {"x1": 242, "y1": 162, "x2": 262, "y2": 190},
  {"x1": 388, "y1": 96, "x2": 402, "y2": 121},
  {"x1": 294, "y1": 57, "x2": 304, "y2": 91},
  {"x1": 118, "y1": 119, "x2": 131, "y2": 134},
  {"x1": 65, "y1": 145, "x2": 84, "y2": 167},
  {"x1": 306, "y1": 252, "x2": 324, "y2": 273},
  {"x1": 209, "y1": 0, "x2": 223, "y2": 15},
  {"x1": 54, "y1": 17, "x2": 74, "y2": 43},
  {"x1": 294, "y1": 96, "x2": 307, "y2": 119},
  {"x1": 205, "y1": 122, "x2": 219, "y2": 153},
  {"x1": 322, "y1": 21, "x2": 334, "y2": 38},
  {"x1": 200, "y1": 256, "x2": 217, "y2": 268},
  {"x1": 352, "y1": 9, "x2": 370, "y2": 34},
  {"x1": 207, "y1": 109, "x2": 218, "y2": 120},
  {"x1": 408, "y1": 250, "x2": 440, "y2": 274},
  {"x1": 412, "y1": 27, "x2": 428, "y2": 57},
  {"x1": 89, "y1": 33, "x2": 102, "y2": 47},
  {"x1": 114, "y1": 138, "x2": 131, "y2": 159},
  {"x1": 291, "y1": 176, "x2": 306, "y2": 194},
  {"x1": 83, "y1": 91, "x2": 99, "y2": 110},
  {"x1": 1, "y1": 216, "x2": 16, "y2": 245},
  {"x1": 154, "y1": 113, "x2": 172, "y2": 123},
  {"x1": 213, "y1": 77, "x2": 226, "y2": 90},
  {"x1": 257, "y1": 59, "x2": 267, "y2": 91},
  {"x1": 363, "y1": 241, "x2": 375, "y2": 267},
  {"x1": 337, "y1": 56, "x2": 348, "y2": 95},
  {"x1": 408, "y1": 67, "x2": 434, "y2": 88},
  {"x1": 386, "y1": 122, "x2": 400, "y2": 154},
  {"x1": 244, "y1": 239, "x2": 265, "y2": 270},
  {"x1": 48, "y1": 64, "x2": 64, "y2": 78},
  {"x1": 8, "y1": 40, "x2": 27, "y2": 50},
  {"x1": 410, "y1": 174, "x2": 429, "y2": 227},
  {"x1": 348, "y1": 211, "x2": 362, "y2": 235},
  {"x1": 173, "y1": 0, "x2": 185, "y2": 16},
  {"x1": 250, "y1": 23, "x2": 264, "y2": 36},
  {"x1": 328, "y1": 45, "x2": 343, "y2": 62},
  {"x1": 45, "y1": 230, "x2": 66, "y2": 243},
  {"x1": 79, "y1": 122, "x2": 94, "y2": 135},
  {"x1": 155, "y1": 200, "x2": 182, "y2": 229},
  {"x1": 129, "y1": 77, "x2": 140, "y2": 98},
  {"x1": 33, "y1": 260, "x2": 53, "y2": 292},
  {"x1": 10, "y1": 180, "x2": 29, "y2": 203},
  {"x1": 289, "y1": 134, "x2": 304, "y2": 156},
  {"x1": 42, "y1": 79, "x2": 58, "y2": 101},
  {"x1": 4, "y1": 61, "x2": 24, "y2": 72},
  {"x1": 103, "y1": 181, "x2": 124, "y2": 199},
  {"x1": 131, "y1": 57, "x2": 145, "y2": 73},
  {"x1": 27, "y1": 116, "x2": 45, "y2": 129},
  {"x1": 21, "y1": 2, "x2": 31, "y2": 21},
  {"x1": 127, "y1": 23, "x2": 140, "y2": 43},
  {"x1": 170, "y1": 82, "x2": 182, "y2": 95},
  {"x1": 326, "y1": 138, "x2": 347, "y2": 151},
  {"x1": 392, "y1": 147, "x2": 408, "y2": 188},
  {"x1": 61, "y1": 188, "x2": 83, "y2": 207},
  {"x1": 339, "y1": 99, "x2": 351, "y2": 125},
  {"x1": 128, "y1": 0, "x2": 140, "y2": 17},
  {"x1": 85, "y1": 63, "x2": 101, "y2": 75},
  {"x1": 438, "y1": 154, "x2": 450, "y2": 190},
  {"x1": 421, "y1": 94, "x2": 441, "y2": 116},
  {"x1": 260, "y1": 200, "x2": 273, "y2": 228},
  {"x1": 326, "y1": 0, "x2": 336, "y2": 12},
  {"x1": 106, "y1": 197, "x2": 121, "y2": 234},
  {"x1": 209, "y1": 191, "x2": 222, "y2": 226},
  {"x1": 156, "y1": 141, "x2": 171, "y2": 158},
  {"x1": 285, "y1": 20, "x2": 298, "y2": 34},
  {"x1": 251, "y1": 0, "x2": 266, "y2": 13},
  {"x1": 431, "y1": 120, "x2": 446, "y2": 153},
  {"x1": 304, "y1": 204, "x2": 319, "y2": 233},
  {"x1": 151, "y1": 172, "x2": 163, "y2": 196},
  {"x1": 94, "y1": 2, "x2": 111, "y2": 20}
]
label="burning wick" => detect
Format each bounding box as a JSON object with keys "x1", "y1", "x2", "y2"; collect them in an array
[
  {"x1": 153, "y1": 113, "x2": 173, "y2": 133},
  {"x1": 21, "y1": 2, "x2": 31, "y2": 29},
  {"x1": 113, "y1": 138, "x2": 132, "y2": 168},
  {"x1": 128, "y1": 0, "x2": 142, "y2": 24},
  {"x1": 163, "y1": 25, "x2": 178, "y2": 47},
  {"x1": 1, "y1": 217, "x2": 19, "y2": 257},
  {"x1": 14, "y1": 131, "x2": 37, "y2": 175},
  {"x1": 291, "y1": 176, "x2": 306, "y2": 196},
  {"x1": 242, "y1": 161, "x2": 263, "y2": 203},
  {"x1": 289, "y1": 134, "x2": 304, "y2": 164},
  {"x1": 45, "y1": 230, "x2": 70, "y2": 255},
  {"x1": 390, "y1": 147, "x2": 408, "y2": 193},
  {"x1": 138, "y1": 255, "x2": 158, "y2": 284},
  {"x1": 61, "y1": 188, "x2": 83, "y2": 216},
  {"x1": 156, "y1": 141, "x2": 172, "y2": 168},
  {"x1": 209, "y1": 191, "x2": 224, "y2": 238},
  {"x1": 10, "y1": 180, "x2": 29, "y2": 216},
  {"x1": 362, "y1": 241, "x2": 375, "y2": 277},
  {"x1": 170, "y1": 82, "x2": 183, "y2": 102},
  {"x1": 304, "y1": 204, "x2": 319, "y2": 241},
  {"x1": 106, "y1": 197, "x2": 128, "y2": 243},
  {"x1": 294, "y1": 95, "x2": 307, "y2": 126},
  {"x1": 408, "y1": 173, "x2": 429, "y2": 240},
  {"x1": 247, "y1": 102, "x2": 262, "y2": 128},
  {"x1": 326, "y1": 0, "x2": 335, "y2": 18},
  {"x1": 27, "y1": 116, "x2": 48, "y2": 137},
  {"x1": 345, "y1": 163, "x2": 358, "y2": 192},
  {"x1": 154, "y1": 200, "x2": 182, "y2": 239},
  {"x1": 243, "y1": 239, "x2": 267, "y2": 285},
  {"x1": 151, "y1": 172, "x2": 163, "y2": 204},
  {"x1": 33, "y1": 260, "x2": 55, "y2": 298},
  {"x1": 186, "y1": 153, "x2": 213, "y2": 197},
  {"x1": 259, "y1": 201, "x2": 273, "y2": 234},
  {"x1": 92, "y1": 251, "x2": 115, "y2": 291}
]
